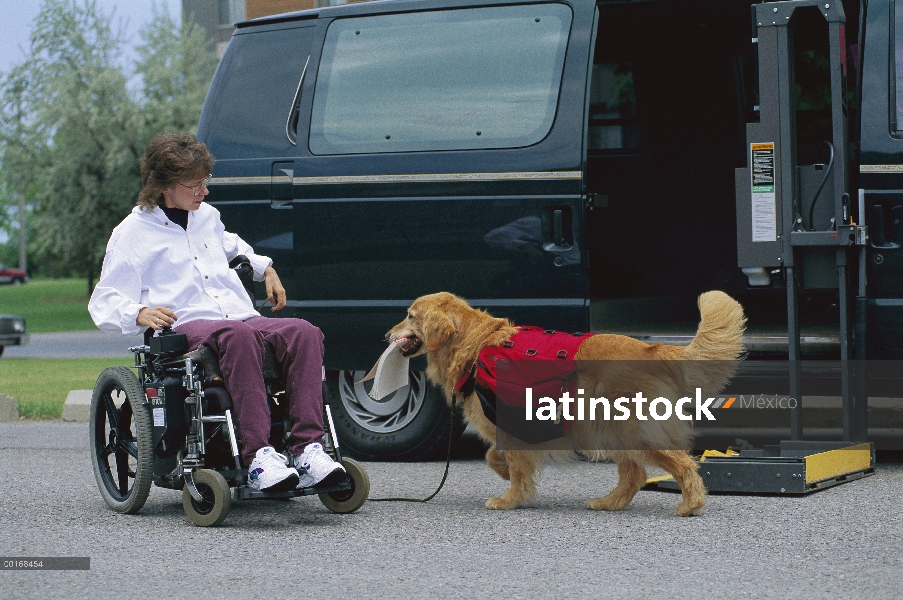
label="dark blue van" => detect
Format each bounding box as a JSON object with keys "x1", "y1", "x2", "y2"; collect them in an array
[{"x1": 197, "y1": 0, "x2": 903, "y2": 459}]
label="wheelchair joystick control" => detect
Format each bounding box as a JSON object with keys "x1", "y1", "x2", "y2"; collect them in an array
[{"x1": 148, "y1": 325, "x2": 189, "y2": 355}]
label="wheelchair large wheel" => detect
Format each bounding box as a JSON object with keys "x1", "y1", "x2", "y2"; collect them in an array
[
  {"x1": 90, "y1": 366, "x2": 153, "y2": 514},
  {"x1": 319, "y1": 458, "x2": 369, "y2": 514},
  {"x1": 182, "y1": 469, "x2": 232, "y2": 527}
]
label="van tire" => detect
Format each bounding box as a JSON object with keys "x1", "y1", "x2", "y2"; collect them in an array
[{"x1": 326, "y1": 369, "x2": 465, "y2": 461}]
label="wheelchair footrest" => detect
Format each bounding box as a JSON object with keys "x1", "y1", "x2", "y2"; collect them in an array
[{"x1": 235, "y1": 474, "x2": 353, "y2": 500}]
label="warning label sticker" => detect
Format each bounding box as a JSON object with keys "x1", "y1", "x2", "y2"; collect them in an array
[
  {"x1": 750, "y1": 142, "x2": 777, "y2": 242},
  {"x1": 153, "y1": 407, "x2": 165, "y2": 427}
]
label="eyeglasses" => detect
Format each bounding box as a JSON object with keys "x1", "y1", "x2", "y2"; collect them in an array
[{"x1": 178, "y1": 175, "x2": 212, "y2": 196}]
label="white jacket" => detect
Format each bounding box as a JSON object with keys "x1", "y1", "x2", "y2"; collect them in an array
[{"x1": 89, "y1": 203, "x2": 272, "y2": 335}]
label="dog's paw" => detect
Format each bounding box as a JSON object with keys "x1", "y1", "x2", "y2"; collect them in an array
[
  {"x1": 676, "y1": 499, "x2": 705, "y2": 517},
  {"x1": 486, "y1": 496, "x2": 519, "y2": 510},
  {"x1": 586, "y1": 496, "x2": 630, "y2": 511}
]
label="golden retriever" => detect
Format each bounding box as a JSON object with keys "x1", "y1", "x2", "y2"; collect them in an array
[{"x1": 388, "y1": 291, "x2": 746, "y2": 516}]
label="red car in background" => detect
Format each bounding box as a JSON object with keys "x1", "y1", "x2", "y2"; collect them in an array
[{"x1": 0, "y1": 264, "x2": 28, "y2": 285}]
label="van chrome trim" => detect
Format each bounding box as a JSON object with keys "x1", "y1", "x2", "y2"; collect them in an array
[
  {"x1": 859, "y1": 164, "x2": 903, "y2": 173},
  {"x1": 209, "y1": 171, "x2": 582, "y2": 187},
  {"x1": 285, "y1": 55, "x2": 310, "y2": 146},
  {"x1": 290, "y1": 194, "x2": 580, "y2": 204},
  {"x1": 738, "y1": 334, "x2": 841, "y2": 354},
  {"x1": 291, "y1": 171, "x2": 582, "y2": 185},
  {"x1": 280, "y1": 298, "x2": 586, "y2": 309},
  {"x1": 209, "y1": 176, "x2": 271, "y2": 185},
  {"x1": 599, "y1": 332, "x2": 839, "y2": 353}
]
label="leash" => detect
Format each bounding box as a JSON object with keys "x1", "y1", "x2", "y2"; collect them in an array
[{"x1": 367, "y1": 392, "x2": 458, "y2": 503}]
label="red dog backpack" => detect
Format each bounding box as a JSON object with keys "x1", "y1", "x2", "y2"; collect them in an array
[{"x1": 457, "y1": 326, "x2": 594, "y2": 444}]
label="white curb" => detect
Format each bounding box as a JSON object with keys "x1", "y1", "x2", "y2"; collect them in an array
[
  {"x1": 62, "y1": 390, "x2": 93, "y2": 422},
  {"x1": 0, "y1": 394, "x2": 19, "y2": 422}
]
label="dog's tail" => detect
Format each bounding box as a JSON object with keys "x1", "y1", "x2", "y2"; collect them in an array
[
  {"x1": 677, "y1": 291, "x2": 746, "y2": 395},
  {"x1": 684, "y1": 290, "x2": 746, "y2": 362}
]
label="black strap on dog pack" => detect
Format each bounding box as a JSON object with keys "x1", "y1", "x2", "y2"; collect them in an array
[{"x1": 455, "y1": 362, "x2": 477, "y2": 398}]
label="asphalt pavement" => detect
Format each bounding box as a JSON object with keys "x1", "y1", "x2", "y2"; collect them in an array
[
  {"x1": 0, "y1": 420, "x2": 901, "y2": 599},
  {"x1": 2, "y1": 330, "x2": 143, "y2": 359}
]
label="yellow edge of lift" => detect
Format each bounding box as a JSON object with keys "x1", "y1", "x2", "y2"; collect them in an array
[
  {"x1": 643, "y1": 443, "x2": 875, "y2": 494},
  {"x1": 804, "y1": 443, "x2": 873, "y2": 485}
]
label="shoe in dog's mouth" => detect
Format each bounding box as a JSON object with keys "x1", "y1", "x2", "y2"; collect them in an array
[{"x1": 395, "y1": 336, "x2": 423, "y2": 357}]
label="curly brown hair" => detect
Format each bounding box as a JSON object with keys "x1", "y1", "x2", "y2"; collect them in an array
[{"x1": 137, "y1": 132, "x2": 214, "y2": 209}]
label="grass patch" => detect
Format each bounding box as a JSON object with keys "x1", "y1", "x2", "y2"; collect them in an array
[
  {"x1": 0, "y1": 357, "x2": 134, "y2": 419},
  {"x1": 0, "y1": 278, "x2": 95, "y2": 332}
]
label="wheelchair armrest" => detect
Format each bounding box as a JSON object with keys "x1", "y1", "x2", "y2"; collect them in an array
[
  {"x1": 229, "y1": 254, "x2": 256, "y2": 306},
  {"x1": 183, "y1": 344, "x2": 225, "y2": 386},
  {"x1": 181, "y1": 342, "x2": 282, "y2": 387}
]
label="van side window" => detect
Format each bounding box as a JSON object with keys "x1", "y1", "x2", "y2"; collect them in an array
[
  {"x1": 199, "y1": 26, "x2": 314, "y2": 158},
  {"x1": 309, "y1": 4, "x2": 572, "y2": 155},
  {"x1": 588, "y1": 63, "x2": 639, "y2": 150}
]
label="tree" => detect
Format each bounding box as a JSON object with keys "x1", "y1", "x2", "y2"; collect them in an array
[
  {"x1": 135, "y1": 6, "x2": 218, "y2": 140},
  {"x1": 32, "y1": 0, "x2": 138, "y2": 289},
  {"x1": 0, "y1": 181, "x2": 22, "y2": 266},
  {"x1": 0, "y1": 0, "x2": 217, "y2": 292},
  {"x1": 0, "y1": 66, "x2": 39, "y2": 274}
]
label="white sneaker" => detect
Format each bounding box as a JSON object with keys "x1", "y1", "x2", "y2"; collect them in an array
[
  {"x1": 248, "y1": 447, "x2": 299, "y2": 492},
  {"x1": 294, "y1": 443, "x2": 346, "y2": 488}
]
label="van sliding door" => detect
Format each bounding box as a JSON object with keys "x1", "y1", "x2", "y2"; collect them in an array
[{"x1": 292, "y1": 2, "x2": 594, "y2": 369}]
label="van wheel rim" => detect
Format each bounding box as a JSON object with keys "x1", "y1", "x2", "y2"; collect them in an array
[{"x1": 338, "y1": 370, "x2": 426, "y2": 433}]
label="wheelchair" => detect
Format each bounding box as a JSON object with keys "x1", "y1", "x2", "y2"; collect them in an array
[{"x1": 89, "y1": 325, "x2": 370, "y2": 526}]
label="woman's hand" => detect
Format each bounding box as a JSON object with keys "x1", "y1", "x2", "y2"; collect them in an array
[
  {"x1": 137, "y1": 306, "x2": 178, "y2": 330},
  {"x1": 263, "y1": 266, "x2": 287, "y2": 312}
]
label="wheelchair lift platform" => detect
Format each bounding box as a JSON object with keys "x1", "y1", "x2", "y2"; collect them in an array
[{"x1": 643, "y1": 441, "x2": 874, "y2": 495}]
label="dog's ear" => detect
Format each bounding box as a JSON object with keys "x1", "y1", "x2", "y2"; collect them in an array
[{"x1": 423, "y1": 308, "x2": 454, "y2": 351}]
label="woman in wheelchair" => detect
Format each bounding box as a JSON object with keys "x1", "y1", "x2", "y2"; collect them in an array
[{"x1": 89, "y1": 132, "x2": 345, "y2": 493}]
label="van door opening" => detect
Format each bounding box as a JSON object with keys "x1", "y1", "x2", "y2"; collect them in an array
[{"x1": 585, "y1": 0, "x2": 858, "y2": 358}]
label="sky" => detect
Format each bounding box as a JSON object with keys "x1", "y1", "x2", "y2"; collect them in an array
[
  {"x1": 0, "y1": 1, "x2": 181, "y2": 245},
  {"x1": 0, "y1": 0, "x2": 181, "y2": 75}
]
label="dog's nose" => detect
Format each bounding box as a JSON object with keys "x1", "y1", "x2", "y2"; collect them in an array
[{"x1": 383, "y1": 331, "x2": 391, "y2": 341}]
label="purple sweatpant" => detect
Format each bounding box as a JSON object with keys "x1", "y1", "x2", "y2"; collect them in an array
[{"x1": 175, "y1": 316, "x2": 325, "y2": 464}]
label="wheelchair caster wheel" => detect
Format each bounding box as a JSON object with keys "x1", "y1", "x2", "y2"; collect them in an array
[
  {"x1": 182, "y1": 469, "x2": 232, "y2": 527},
  {"x1": 319, "y1": 458, "x2": 369, "y2": 514}
]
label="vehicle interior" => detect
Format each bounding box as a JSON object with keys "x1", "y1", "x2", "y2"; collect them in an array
[{"x1": 585, "y1": 0, "x2": 859, "y2": 358}]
